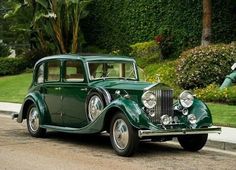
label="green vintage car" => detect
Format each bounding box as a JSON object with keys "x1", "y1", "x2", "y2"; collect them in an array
[{"x1": 15, "y1": 54, "x2": 221, "y2": 156}]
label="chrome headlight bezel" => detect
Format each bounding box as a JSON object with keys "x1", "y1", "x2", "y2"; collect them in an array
[
  {"x1": 142, "y1": 91, "x2": 157, "y2": 109},
  {"x1": 179, "y1": 90, "x2": 194, "y2": 108}
]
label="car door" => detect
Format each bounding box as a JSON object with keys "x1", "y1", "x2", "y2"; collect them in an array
[
  {"x1": 61, "y1": 59, "x2": 88, "y2": 128},
  {"x1": 42, "y1": 59, "x2": 63, "y2": 126}
]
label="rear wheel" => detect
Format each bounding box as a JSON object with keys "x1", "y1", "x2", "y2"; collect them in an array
[
  {"x1": 26, "y1": 104, "x2": 46, "y2": 137},
  {"x1": 110, "y1": 112, "x2": 139, "y2": 156},
  {"x1": 178, "y1": 134, "x2": 208, "y2": 151}
]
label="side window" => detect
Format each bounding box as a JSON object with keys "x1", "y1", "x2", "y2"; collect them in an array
[
  {"x1": 65, "y1": 60, "x2": 84, "y2": 82},
  {"x1": 46, "y1": 60, "x2": 61, "y2": 82},
  {"x1": 36, "y1": 64, "x2": 44, "y2": 84}
]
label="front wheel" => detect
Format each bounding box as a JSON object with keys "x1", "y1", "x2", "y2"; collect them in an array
[
  {"x1": 110, "y1": 112, "x2": 139, "y2": 156},
  {"x1": 178, "y1": 134, "x2": 208, "y2": 151},
  {"x1": 26, "y1": 104, "x2": 46, "y2": 137}
]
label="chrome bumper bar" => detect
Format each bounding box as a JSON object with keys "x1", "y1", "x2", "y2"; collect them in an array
[{"x1": 138, "y1": 127, "x2": 221, "y2": 138}]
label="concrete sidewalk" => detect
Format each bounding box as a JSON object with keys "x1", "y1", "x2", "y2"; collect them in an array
[{"x1": 0, "y1": 102, "x2": 236, "y2": 146}]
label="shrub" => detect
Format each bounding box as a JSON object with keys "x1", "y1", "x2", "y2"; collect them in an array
[
  {"x1": 0, "y1": 42, "x2": 10, "y2": 58},
  {"x1": 130, "y1": 41, "x2": 160, "y2": 68},
  {"x1": 0, "y1": 57, "x2": 27, "y2": 76},
  {"x1": 176, "y1": 44, "x2": 236, "y2": 89},
  {"x1": 194, "y1": 84, "x2": 236, "y2": 105}
]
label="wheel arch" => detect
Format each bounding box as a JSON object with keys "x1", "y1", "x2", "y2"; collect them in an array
[
  {"x1": 17, "y1": 92, "x2": 48, "y2": 124},
  {"x1": 101, "y1": 98, "x2": 154, "y2": 132}
]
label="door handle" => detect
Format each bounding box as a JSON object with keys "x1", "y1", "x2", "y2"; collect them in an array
[
  {"x1": 55, "y1": 87, "x2": 61, "y2": 90},
  {"x1": 81, "y1": 88, "x2": 88, "y2": 91}
]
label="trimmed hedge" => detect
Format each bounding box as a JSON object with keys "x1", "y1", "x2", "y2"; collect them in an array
[
  {"x1": 176, "y1": 44, "x2": 236, "y2": 89},
  {"x1": 0, "y1": 57, "x2": 27, "y2": 76},
  {"x1": 82, "y1": 0, "x2": 236, "y2": 56}
]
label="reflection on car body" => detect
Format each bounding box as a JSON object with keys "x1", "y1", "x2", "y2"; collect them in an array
[{"x1": 14, "y1": 54, "x2": 221, "y2": 156}]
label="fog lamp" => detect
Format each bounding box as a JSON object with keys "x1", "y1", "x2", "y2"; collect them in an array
[
  {"x1": 161, "y1": 115, "x2": 171, "y2": 125},
  {"x1": 188, "y1": 114, "x2": 197, "y2": 124}
]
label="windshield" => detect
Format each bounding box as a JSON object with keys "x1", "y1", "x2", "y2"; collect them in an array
[{"x1": 88, "y1": 61, "x2": 137, "y2": 80}]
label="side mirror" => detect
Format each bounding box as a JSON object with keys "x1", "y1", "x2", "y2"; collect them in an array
[{"x1": 231, "y1": 63, "x2": 236, "y2": 71}]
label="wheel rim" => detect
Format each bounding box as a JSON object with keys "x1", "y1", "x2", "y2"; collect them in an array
[
  {"x1": 88, "y1": 95, "x2": 104, "y2": 121},
  {"x1": 113, "y1": 119, "x2": 129, "y2": 150},
  {"x1": 28, "y1": 107, "x2": 40, "y2": 132}
]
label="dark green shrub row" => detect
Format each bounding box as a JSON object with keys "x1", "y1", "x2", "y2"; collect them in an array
[
  {"x1": 82, "y1": 0, "x2": 236, "y2": 56},
  {"x1": 0, "y1": 57, "x2": 27, "y2": 76},
  {"x1": 176, "y1": 44, "x2": 236, "y2": 89},
  {"x1": 0, "y1": 42, "x2": 10, "y2": 58},
  {"x1": 194, "y1": 84, "x2": 236, "y2": 105}
]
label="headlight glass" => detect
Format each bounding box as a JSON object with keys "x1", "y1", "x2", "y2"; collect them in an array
[
  {"x1": 142, "y1": 91, "x2": 156, "y2": 109},
  {"x1": 179, "y1": 90, "x2": 194, "y2": 108}
]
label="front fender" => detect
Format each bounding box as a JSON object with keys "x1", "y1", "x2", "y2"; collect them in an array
[
  {"x1": 105, "y1": 97, "x2": 157, "y2": 129},
  {"x1": 17, "y1": 92, "x2": 49, "y2": 124},
  {"x1": 189, "y1": 98, "x2": 213, "y2": 128}
]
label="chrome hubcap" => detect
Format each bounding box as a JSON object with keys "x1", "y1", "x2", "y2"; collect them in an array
[
  {"x1": 29, "y1": 107, "x2": 39, "y2": 132},
  {"x1": 88, "y1": 95, "x2": 104, "y2": 121},
  {"x1": 113, "y1": 119, "x2": 129, "y2": 150}
]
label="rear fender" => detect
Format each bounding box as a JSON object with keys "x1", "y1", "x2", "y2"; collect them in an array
[{"x1": 17, "y1": 92, "x2": 49, "y2": 124}]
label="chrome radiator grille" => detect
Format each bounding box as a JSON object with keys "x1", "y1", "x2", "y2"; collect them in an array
[{"x1": 148, "y1": 89, "x2": 174, "y2": 123}]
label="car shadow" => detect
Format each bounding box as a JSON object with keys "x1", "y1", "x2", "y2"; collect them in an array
[{"x1": 43, "y1": 131, "x2": 185, "y2": 156}]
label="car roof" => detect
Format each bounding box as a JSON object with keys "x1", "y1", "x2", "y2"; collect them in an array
[{"x1": 35, "y1": 54, "x2": 135, "y2": 65}]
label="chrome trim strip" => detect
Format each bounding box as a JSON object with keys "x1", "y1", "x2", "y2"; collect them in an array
[{"x1": 138, "y1": 127, "x2": 221, "y2": 138}]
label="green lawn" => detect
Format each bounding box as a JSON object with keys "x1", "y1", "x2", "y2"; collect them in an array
[
  {"x1": 207, "y1": 103, "x2": 236, "y2": 127},
  {"x1": 0, "y1": 73, "x2": 32, "y2": 103},
  {"x1": 0, "y1": 73, "x2": 235, "y2": 127}
]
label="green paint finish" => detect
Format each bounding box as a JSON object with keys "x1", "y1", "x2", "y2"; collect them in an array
[{"x1": 17, "y1": 54, "x2": 217, "y2": 137}]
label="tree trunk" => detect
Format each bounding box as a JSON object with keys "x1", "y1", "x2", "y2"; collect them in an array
[
  {"x1": 72, "y1": 3, "x2": 80, "y2": 54},
  {"x1": 201, "y1": 0, "x2": 212, "y2": 46}
]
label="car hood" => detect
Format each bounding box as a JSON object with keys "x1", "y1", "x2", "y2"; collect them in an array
[{"x1": 89, "y1": 79, "x2": 153, "y2": 91}]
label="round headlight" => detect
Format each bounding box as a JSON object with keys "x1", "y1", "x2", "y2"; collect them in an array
[
  {"x1": 142, "y1": 91, "x2": 156, "y2": 109},
  {"x1": 179, "y1": 90, "x2": 194, "y2": 108}
]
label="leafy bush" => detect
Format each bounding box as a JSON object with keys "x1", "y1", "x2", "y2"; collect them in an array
[
  {"x1": 176, "y1": 44, "x2": 236, "y2": 89},
  {"x1": 194, "y1": 84, "x2": 236, "y2": 105},
  {"x1": 0, "y1": 57, "x2": 27, "y2": 76},
  {"x1": 21, "y1": 49, "x2": 52, "y2": 69},
  {"x1": 130, "y1": 41, "x2": 160, "y2": 68},
  {"x1": 144, "y1": 60, "x2": 182, "y2": 98}
]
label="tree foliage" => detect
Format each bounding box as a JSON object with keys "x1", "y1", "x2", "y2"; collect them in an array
[{"x1": 4, "y1": 0, "x2": 92, "y2": 54}]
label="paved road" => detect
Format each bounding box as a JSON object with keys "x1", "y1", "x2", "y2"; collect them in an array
[{"x1": 0, "y1": 114, "x2": 236, "y2": 170}]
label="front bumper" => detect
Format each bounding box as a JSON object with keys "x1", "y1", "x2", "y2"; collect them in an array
[{"x1": 138, "y1": 127, "x2": 221, "y2": 138}]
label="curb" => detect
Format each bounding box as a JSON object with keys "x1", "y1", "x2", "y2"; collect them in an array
[{"x1": 206, "y1": 140, "x2": 236, "y2": 152}]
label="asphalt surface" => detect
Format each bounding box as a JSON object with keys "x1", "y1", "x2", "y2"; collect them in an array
[{"x1": 0, "y1": 113, "x2": 236, "y2": 170}]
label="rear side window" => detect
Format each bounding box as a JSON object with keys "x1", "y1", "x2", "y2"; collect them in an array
[
  {"x1": 45, "y1": 60, "x2": 61, "y2": 82},
  {"x1": 36, "y1": 64, "x2": 44, "y2": 84},
  {"x1": 64, "y1": 60, "x2": 84, "y2": 82}
]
